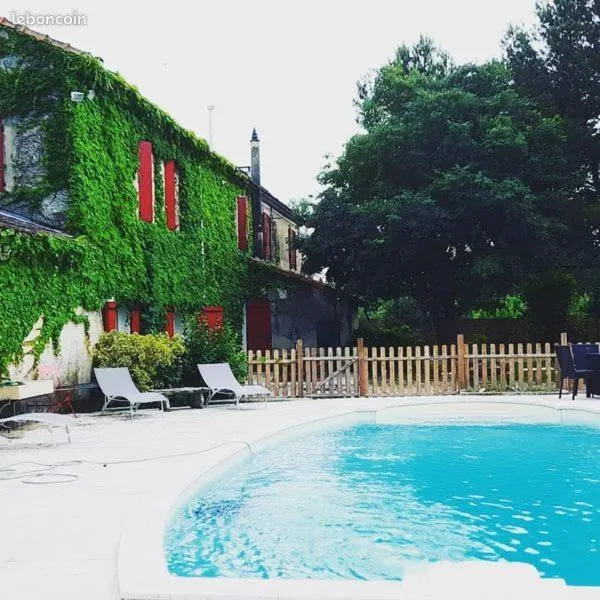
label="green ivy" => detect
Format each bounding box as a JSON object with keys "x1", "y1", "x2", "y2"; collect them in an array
[{"x1": 0, "y1": 25, "x2": 252, "y2": 375}]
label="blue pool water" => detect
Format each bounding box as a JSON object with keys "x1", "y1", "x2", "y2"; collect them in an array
[{"x1": 165, "y1": 423, "x2": 600, "y2": 584}]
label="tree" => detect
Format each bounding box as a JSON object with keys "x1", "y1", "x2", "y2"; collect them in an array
[
  {"x1": 302, "y1": 39, "x2": 587, "y2": 333},
  {"x1": 504, "y1": 0, "x2": 600, "y2": 201}
]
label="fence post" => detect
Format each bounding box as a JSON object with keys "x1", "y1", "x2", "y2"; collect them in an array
[
  {"x1": 357, "y1": 337, "x2": 368, "y2": 396},
  {"x1": 296, "y1": 339, "x2": 304, "y2": 397},
  {"x1": 560, "y1": 332, "x2": 568, "y2": 345},
  {"x1": 457, "y1": 334, "x2": 466, "y2": 392}
]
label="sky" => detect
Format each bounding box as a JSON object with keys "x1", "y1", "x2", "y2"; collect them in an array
[{"x1": 1, "y1": 0, "x2": 538, "y2": 204}]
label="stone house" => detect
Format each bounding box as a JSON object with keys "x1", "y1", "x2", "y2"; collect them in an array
[{"x1": 0, "y1": 18, "x2": 356, "y2": 386}]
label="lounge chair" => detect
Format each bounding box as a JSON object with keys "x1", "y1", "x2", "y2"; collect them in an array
[
  {"x1": 198, "y1": 363, "x2": 273, "y2": 409},
  {"x1": 94, "y1": 367, "x2": 170, "y2": 418},
  {"x1": 0, "y1": 412, "x2": 73, "y2": 445}
]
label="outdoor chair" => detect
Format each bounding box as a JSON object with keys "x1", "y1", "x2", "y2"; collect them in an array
[
  {"x1": 571, "y1": 343, "x2": 600, "y2": 370},
  {"x1": 94, "y1": 367, "x2": 170, "y2": 418},
  {"x1": 555, "y1": 344, "x2": 594, "y2": 400},
  {"x1": 198, "y1": 363, "x2": 273, "y2": 409},
  {"x1": 0, "y1": 412, "x2": 73, "y2": 446}
]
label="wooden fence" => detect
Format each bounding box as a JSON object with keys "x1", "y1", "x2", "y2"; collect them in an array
[{"x1": 247, "y1": 334, "x2": 577, "y2": 398}]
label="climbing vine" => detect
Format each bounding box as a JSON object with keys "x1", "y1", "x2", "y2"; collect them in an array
[{"x1": 0, "y1": 25, "x2": 251, "y2": 374}]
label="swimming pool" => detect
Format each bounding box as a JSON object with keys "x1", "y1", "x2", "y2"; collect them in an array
[{"x1": 165, "y1": 422, "x2": 600, "y2": 586}]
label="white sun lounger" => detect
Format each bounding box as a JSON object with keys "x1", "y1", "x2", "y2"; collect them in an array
[
  {"x1": 0, "y1": 412, "x2": 73, "y2": 445},
  {"x1": 94, "y1": 367, "x2": 170, "y2": 418},
  {"x1": 198, "y1": 363, "x2": 273, "y2": 409}
]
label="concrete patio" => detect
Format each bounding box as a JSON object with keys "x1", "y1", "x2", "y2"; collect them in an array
[{"x1": 1, "y1": 396, "x2": 599, "y2": 600}]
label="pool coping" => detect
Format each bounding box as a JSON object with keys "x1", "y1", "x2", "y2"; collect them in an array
[{"x1": 117, "y1": 397, "x2": 600, "y2": 600}]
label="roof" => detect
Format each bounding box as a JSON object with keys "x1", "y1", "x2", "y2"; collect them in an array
[
  {"x1": 0, "y1": 17, "x2": 94, "y2": 58},
  {"x1": 249, "y1": 257, "x2": 340, "y2": 294},
  {"x1": 0, "y1": 209, "x2": 71, "y2": 237},
  {"x1": 247, "y1": 179, "x2": 296, "y2": 222}
]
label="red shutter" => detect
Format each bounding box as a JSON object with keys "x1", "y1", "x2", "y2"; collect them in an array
[
  {"x1": 246, "y1": 300, "x2": 272, "y2": 351},
  {"x1": 0, "y1": 118, "x2": 5, "y2": 193},
  {"x1": 164, "y1": 159, "x2": 177, "y2": 231},
  {"x1": 138, "y1": 141, "x2": 154, "y2": 222},
  {"x1": 237, "y1": 196, "x2": 248, "y2": 251},
  {"x1": 130, "y1": 307, "x2": 142, "y2": 334},
  {"x1": 102, "y1": 301, "x2": 118, "y2": 332},
  {"x1": 165, "y1": 309, "x2": 175, "y2": 337},
  {"x1": 202, "y1": 306, "x2": 224, "y2": 330},
  {"x1": 262, "y1": 212, "x2": 271, "y2": 260}
]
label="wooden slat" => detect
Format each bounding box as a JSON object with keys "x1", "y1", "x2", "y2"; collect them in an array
[
  {"x1": 273, "y1": 349, "x2": 280, "y2": 396},
  {"x1": 256, "y1": 350, "x2": 263, "y2": 388},
  {"x1": 406, "y1": 347, "x2": 413, "y2": 392},
  {"x1": 517, "y1": 343, "x2": 524, "y2": 387},
  {"x1": 398, "y1": 347, "x2": 405, "y2": 395},
  {"x1": 380, "y1": 346, "x2": 387, "y2": 395},
  {"x1": 490, "y1": 344, "x2": 497, "y2": 389},
  {"x1": 423, "y1": 345, "x2": 430, "y2": 394},
  {"x1": 508, "y1": 344, "x2": 515, "y2": 388},
  {"x1": 481, "y1": 344, "x2": 487, "y2": 389},
  {"x1": 450, "y1": 344, "x2": 456, "y2": 391},
  {"x1": 544, "y1": 343, "x2": 552, "y2": 388},
  {"x1": 265, "y1": 349, "x2": 272, "y2": 391},
  {"x1": 535, "y1": 343, "x2": 542, "y2": 385},
  {"x1": 472, "y1": 344, "x2": 479, "y2": 390},
  {"x1": 290, "y1": 349, "x2": 297, "y2": 397},
  {"x1": 344, "y1": 347, "x2": 352, "y2": 395},
  {"x1": 389, "y1": 346, "x2": 396, "y2": 395},
  {"x1": 415, "y1": 346, "x2": 422, "y2": 393},
  {"x1": 352, "y1": 346, "x2": 359, "y2": 395},
  {"x1": 371, "y1": 347, "x2": 378, "y2": 395},
  {"x1": 432, "y1": 345, "x2": 439, "y2": 393},
  {"x1": 326, "y1": 347, "x2": 334, "y2": 395},
  {"x1": 526, "y1": 343, "x2": 533, "y2": 385},
  {"x1": 499, "y1": 344, "x2": 506, "y2": 389},
  {"x1": 281, "y1": 349, "x2": 288, "y2": 397},
  {"x1": 311, "y1": 347, "x2": 318, "y2": 394},
  {"x1": 441, "y1": 345, "x2": 448, "y2": 392}
]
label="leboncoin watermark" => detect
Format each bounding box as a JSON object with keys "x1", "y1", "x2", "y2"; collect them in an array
[{"x1": 9, "y1": 11, "x2": 87, "y2": 26}]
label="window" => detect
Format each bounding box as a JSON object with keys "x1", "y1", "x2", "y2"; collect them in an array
[
  {"x1": 164, "y1": 159, "x2": 178, "y2": 231},
  {"x1": 262, "y1": 212, "x2": 271, "y2": 260},
  {"x1": 237, "y1": 195, "x2": 248, "y2": 251},
  {"x1": 165, "y1": 308, "x2": 175, "y2": 337},
  {"x1": 288, "y1": 227, "x2": 297, "y2": 271},
  {"x1": 202, "y1": 306, "x2": 224, "y2": 330},
  {"x1": 102, "y1": 301, "x2": 118, "y2": 332},
  {"x1": 138, "y1": 141, "x2": 154, "y2": 222},
  {"x1": 0, "y1": 118, "x2": 5, "y2": 192},
  {"x1": 130, "y1": 306, "x2": 142, "y2": 334}
]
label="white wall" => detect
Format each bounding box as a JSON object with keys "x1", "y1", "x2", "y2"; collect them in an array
[{"x1": 8, "y1": 309, "x2": 104, "y2": 385}]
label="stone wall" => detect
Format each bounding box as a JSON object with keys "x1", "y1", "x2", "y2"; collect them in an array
[{"x1": 269, "y1": 284, "x2": 357, "y2": 349}]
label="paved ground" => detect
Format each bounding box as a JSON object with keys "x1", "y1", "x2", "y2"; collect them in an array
[{"x1": 0, "y1": 395, "x2": 598, "y2": 600}]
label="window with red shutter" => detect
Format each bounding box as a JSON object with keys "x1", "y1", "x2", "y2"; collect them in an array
[
  {"x1": 138, "y1": 141, "x2": 154, "y2": 222},
  {"x1": 262, "y1": 212, "x2": 271, "y2": 261},
  {"x1": 130, "y1": 306, "x2": 142, "y2": 334},
  {"x1": 102, "y1": 301, "x2": 118, "y2": 332},
  {"x1": 202, "y1": 306, "x2": 224, "y2": 330},
  {"x1": 237, "y1": 196, "x2": 248, "y2": 251},
  {"x1": 165, "y1": 309, "x2": 175, "y2": 337},
  {"x1": 164, "y1": 159, "x2": 178, "y2": 231},
  {"x1": 0, "y1": 118, "x2": 5, "y2": 193}
]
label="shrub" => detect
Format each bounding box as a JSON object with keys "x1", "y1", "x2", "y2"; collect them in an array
[
  {"x1": 353, "y1": 321, "x2": 424, "y2": 348},
  {"x1": 181, "y1": 315, "x2": 247, "y2": 384},
  {"x1": 93, "y1": 331, "x2": 185, "y2": 391}
]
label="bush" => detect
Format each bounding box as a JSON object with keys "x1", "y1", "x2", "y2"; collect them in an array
[
  {"x1": 93, "y1": 331, "x2": 185, "y2": 391},
  {"x1": 181, "y1": 315, "x2": 247, "y2": 385},
  {"x1": 353, "y1": 321, "x2": 424, "y2": 348}
]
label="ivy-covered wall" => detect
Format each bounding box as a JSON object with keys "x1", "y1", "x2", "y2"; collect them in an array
[{"x1": 0, "y1": 23, "x2": 251, "y2": 375}]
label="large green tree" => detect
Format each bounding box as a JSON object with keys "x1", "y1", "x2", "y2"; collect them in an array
[
  {"x1": 505, "y1": 0, "x2": 600, "y2": 201},
  {"x1": 302, "y1": 39, "x2": 588, "y2": 329}
]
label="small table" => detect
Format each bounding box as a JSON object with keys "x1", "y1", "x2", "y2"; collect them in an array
[
  {"x1": 151, "y1": 386, "x2": 210, "y2": 409},
  {"x1": 0, "y1": 380, "x2": 55, "y2": 417}
]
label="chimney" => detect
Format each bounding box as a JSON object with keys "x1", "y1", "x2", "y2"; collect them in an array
[{"x1": 250, "y1": 127, "x2": 260, "y2": 186}]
